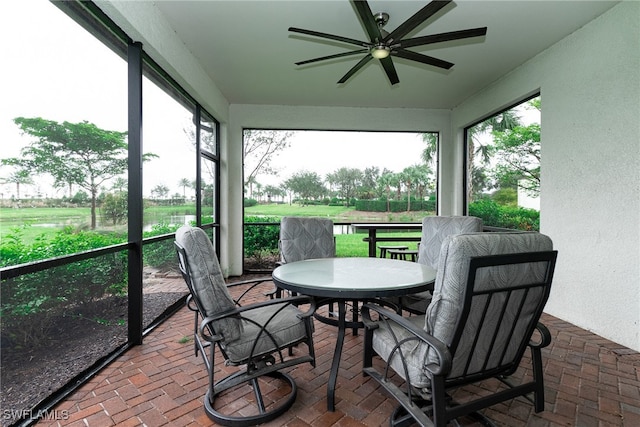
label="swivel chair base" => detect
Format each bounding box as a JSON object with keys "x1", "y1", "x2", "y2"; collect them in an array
[{"x1": 204, "y1": 371, "x2": 297, "y2": 427}]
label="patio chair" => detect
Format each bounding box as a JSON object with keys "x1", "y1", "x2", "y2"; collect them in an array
[
  {"x1": 362, "y1": 232, "x2": 557, "y2": 427},
  {"x1": 273, "y1": 216, "x2": 336, "y2": 298},
  {"x1": 175, "y1": 225, "x2": 316, "y2": 426},
  {"x1": 276, "y1": 216, "x2": 369, "y2": 333},
  {"x1": 396, "y1": 215, "x2": 483, "y2": 314},
  {"x1": 278, "y1": 216, "x2": 336, "y2": 263}
]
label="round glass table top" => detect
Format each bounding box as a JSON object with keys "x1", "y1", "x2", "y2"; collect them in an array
[{"x1": 272, "y1": 257, "x2": 436, "y2": 298}]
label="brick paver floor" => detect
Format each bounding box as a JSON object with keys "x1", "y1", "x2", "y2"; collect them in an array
[{"x1": 37, "y1": 279, "x2": 640, "y2": 427}]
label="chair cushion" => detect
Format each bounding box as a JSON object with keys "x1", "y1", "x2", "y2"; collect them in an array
[
  {"x1": 371, "y1": 315, "x2": 432, "y2": 389},
  {"x1": 223, "y1": 303, "x2": 310, "y2": 364},
  {"x1": 175, "y1": 226, "x2": 242, "y2": 342},
  {"x1": 426, "y1": 232, "x2": 553, "y2": 377},
  {"x1": 279, "y1": 217, "x2": 335, "y2": 263},
  {"x1": 418, "y1": 216, "x2": 483, "y2": 269},
  {"x1": 372, "y1": 231, "x2": 553, "y2": 392}
]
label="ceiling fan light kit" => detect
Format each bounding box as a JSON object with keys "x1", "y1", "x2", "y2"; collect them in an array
[
  {"x1": 370, "y1": 45, "x2": 390, "y2": 59},
  {"x1": 289, "y1": 0, "x2": 487, "y2": 85}
]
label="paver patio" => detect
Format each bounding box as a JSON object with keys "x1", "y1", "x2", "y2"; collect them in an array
[{"x1": 36, "y1": 278, "x2": 640, "y2": 427}]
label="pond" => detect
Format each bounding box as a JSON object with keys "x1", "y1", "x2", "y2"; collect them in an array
[{"x1": 143, "y1": 214, "x2": 196, "y2": 232}]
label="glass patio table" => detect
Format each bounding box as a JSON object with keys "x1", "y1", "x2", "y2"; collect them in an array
[{"x1": 272, "y1": 257, "x2": 436, "y2": 411}]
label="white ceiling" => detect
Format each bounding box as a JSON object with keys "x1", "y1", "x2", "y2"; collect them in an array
[{"x1": 154, "y1": 1, "x2": 617, "y2": 110}]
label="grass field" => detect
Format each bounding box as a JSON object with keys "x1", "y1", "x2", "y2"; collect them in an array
[
  {"x1": 1, "y1": 203, "x2": 428, "y2": 246},
  {"x1": 334, "y1": 232, "x2": 420, "y2": 258}
]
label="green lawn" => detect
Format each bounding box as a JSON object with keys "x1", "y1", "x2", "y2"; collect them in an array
[{"x1": 334, "y1": 232, "x2": 420, "y2": 257}]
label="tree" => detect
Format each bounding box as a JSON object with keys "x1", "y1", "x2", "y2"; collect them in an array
[
  {"x1": 101, "y1": 191, "x2": 128, "y2": 225},
  {"x1": 151, "y1": 184, "x2": 170, "y2": 200},
  {"x1": 376, "y1": 170, "x2": 396, "y2": 211},
  {"x1": 243, "y1": 130, "x2": 292, "y2": 186},
  {"x1": 421, "y1": 133, "x2": 438, "y2": 167},
  {"x1": 491, "y1": 124, "x2": 541, "y2": 196},
  {"x1": 178, "y1": 178, "x2": 192, "y2": 199},
  {"x1": 284, "y1": 171, "x2": 326, "y2": 203},
  {"x1": 4, "y1": 117, "x2": 156, "y2": 229},
  {"x1": 111, "y1": 177, "x2": 127, "y2": 193},
  {"x1": 263, "y1": 185, "x2": 285, "y2": 202},
  {"x1": 1, "y1": 169, "x2": 33, "y2": 200},
  {"x1": 467, "y1": 109, "x2": 522, "y2": 202},
  {"x1": 245, "y1": 175, "x2": 258, "y2": 199},
  {"x1": 327, "y1": 167, "x2": 363, "y2": 205},
  {"x1": 71, "y1": 190, "x2": 90, "y2": 205},
  {"x1": 407, "y1": 164, "x2": 433, "y2": 202},
  {"x1": 400, "y1": 165, "x2": 432, "y2": 211},
  {"x1": 360, "y1": 166, "x2": 380, "y2": 199}
]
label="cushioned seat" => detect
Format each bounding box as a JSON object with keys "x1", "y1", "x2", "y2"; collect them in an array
[
  {"x1": 175, "y1": 225, "x2": 315, "y2": 426},
  {"x1": 223, "y1": 302, "x2": 311, "y2": 363},
  {"x1": 363, "y1": 232, "x2": 558, "y2": 426}
]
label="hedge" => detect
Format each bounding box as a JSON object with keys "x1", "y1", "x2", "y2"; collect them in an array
[
  {"x1": 355, "y1": 199, "x2": 436, "y2": 213},
  {"x1": 244, "y1": 216, "x2": 280, "y2": 256}
]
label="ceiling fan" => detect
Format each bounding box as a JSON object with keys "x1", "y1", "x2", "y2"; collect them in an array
[{"x1": 289, "y1": 0, "x2": 487, "y2": 85}]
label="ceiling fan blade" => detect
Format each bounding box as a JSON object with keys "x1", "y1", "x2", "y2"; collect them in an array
[
  {"x1": 295, "y1": 49, "x2": 369, "y2": 66},
  {"x1": 386, "y1": 0, "x2": 452, "y2": 42},
  {"x1": 380, "y1": 57, "x2": 399, "y2": 85},
  {"x1": 393, "y1": 48, "x2": 454, "y2": 69},
  {"x1": 338, "y1": 55, "x2": 373, "y2": 84},
  {"x1": 399, "y1": 27, "x2": 488, "y2": 49},
  {"x1": 351, "y1": 0, "x2": 383, "y2": 42},
  {"x1": 289, "y1": 27, "x2": 368, "y2": 48}
]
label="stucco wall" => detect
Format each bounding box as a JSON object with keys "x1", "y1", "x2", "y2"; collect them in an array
[{"x1": 452, "y1": 2, "x2": 640, "y2": 351}]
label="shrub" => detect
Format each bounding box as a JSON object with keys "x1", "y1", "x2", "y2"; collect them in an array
[
  {"x1": 244, "y1": 198, "x2": 258, "y2": 207},
  {"x1": 469, "y1": 198, "x2": 539, "y2": 231},
  {"x1": 244, "y1": 216, "x2": 280, "y2": 257},
  {"x1": 143, "y1": 222, "x2": 184, "y2": 270},
  {"x1": 101, "y1": 191, "x2": 128, "y2": 225},
  {"x1": 1, "y1": 226, "x2": 128, "y2": 345}
]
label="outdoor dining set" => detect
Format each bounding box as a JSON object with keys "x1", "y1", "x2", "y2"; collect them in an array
[{"x1": 174, "y1": 215, "x2": 558, "y2": 427}]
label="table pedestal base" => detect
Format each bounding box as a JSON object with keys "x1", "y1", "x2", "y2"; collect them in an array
[{"x1": 313, "y1": 298, "x2": 400, "y2": 411}]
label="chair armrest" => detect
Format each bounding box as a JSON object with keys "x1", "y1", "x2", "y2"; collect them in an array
[
  {"x1": 529, "y1": 322, "x2": 552, "y2": 349},
  {"x1": 226, "y1": 276, "x2": 273, "y2": 288},
  {"x1": 199, "y1": 295, "x2": 314, "y2": 342},
  {"x1": 186, "y1": 294, "x2": 198, "y2": 312},
  {"x1": 225, "y1": 276, "x2": 274, "y2": 306},
  {"x1": 362, "y1": 302, "x2": 452, "y2": 376}
]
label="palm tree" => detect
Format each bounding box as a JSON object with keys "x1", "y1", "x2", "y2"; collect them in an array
[
  {"x1": 377, "y1": 171, "x2": 394, "y2": 212},
  {"x1": 421, "y1": 133, "x2": 438, "y2": 167},
  {"x1": 178, "y1": 178, "x2": 191, "y2": 199},
  {"x1": 2, "y1": 170, "x2": 33, "y2": 200},
  {"x1": 401, "y1": 165, "x2": 432, "y2": 212},
  {"x1": 245, "y1": 176, "x2": 258, "y2": 198}
]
